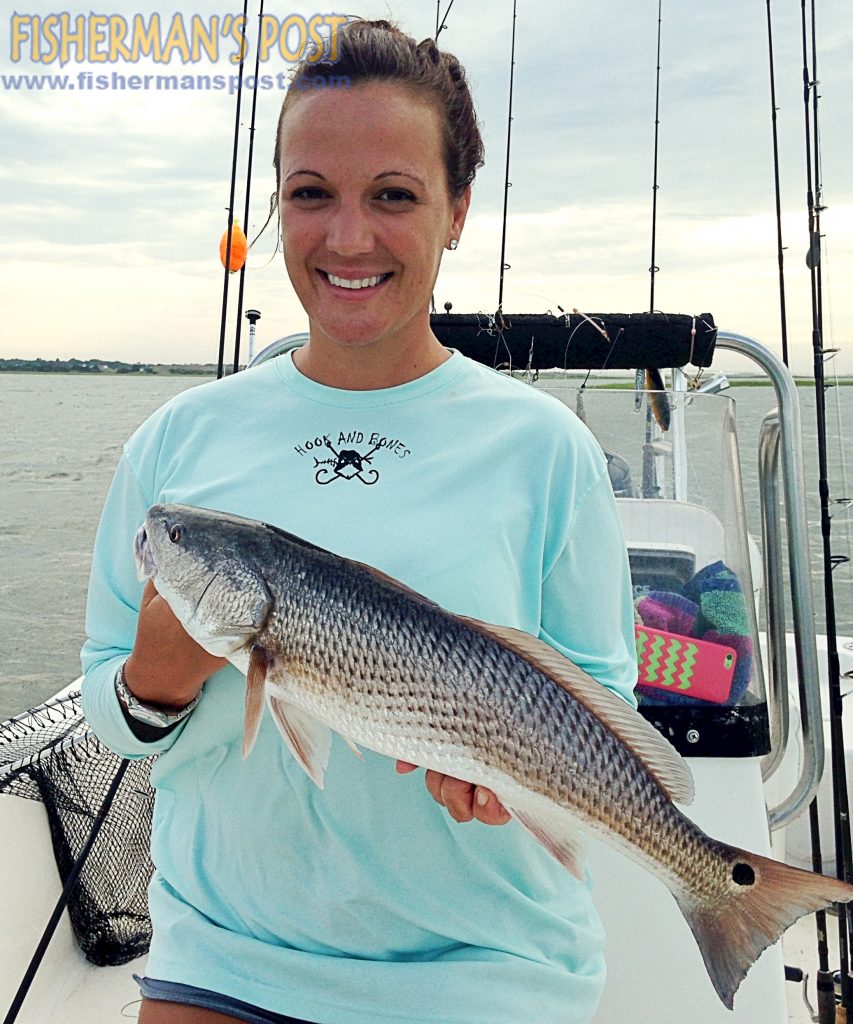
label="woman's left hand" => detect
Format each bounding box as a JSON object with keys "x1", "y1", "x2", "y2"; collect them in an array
[{"x1": 396, "y1": 761, "x2": 512, "y2": 825}]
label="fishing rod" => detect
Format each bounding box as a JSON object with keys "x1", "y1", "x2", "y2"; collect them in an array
[
  {"x1": 496, "y1": 0, "x2": 517, "y2": 312},
  {"x1": 648, "y1": 0, "x2": 662, "y2": 313},
  {"x1": 231, "y1": 0, "x2": 266, "y2": 375},
  {"x1": 798, "y1": 1, "x2": 853, "y2": 1018},
  {"x1": 763, "y1": 0, "x2": 789, "y2": 368},
  {"x1": 216, "y1": 0, "x2": 250, "y2": 379},
  {"x1": 641, "y1": 0, "x2": 664, "y2": 501},
  {"x1": 434, "y1": 0, "x2": 455, "y2": 38},
  {"x1": 765, "y1": 0, "x2": 833, "y2": 1011}
]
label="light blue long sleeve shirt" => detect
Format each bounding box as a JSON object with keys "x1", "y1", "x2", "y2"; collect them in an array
[{"x1": 81, "y1": 352, "x2": 637, "y2": 1024}]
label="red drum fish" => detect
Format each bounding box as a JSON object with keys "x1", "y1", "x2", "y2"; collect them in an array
[{"x1": 135, "y1": 503, "x2": 853, "y2": 1009}]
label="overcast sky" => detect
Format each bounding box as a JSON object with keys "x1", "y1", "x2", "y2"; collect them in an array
[{"x1": 1, "y1": 0, "x2": 851, "y2": 374}]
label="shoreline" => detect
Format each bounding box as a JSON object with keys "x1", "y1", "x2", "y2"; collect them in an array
[
  {"x1": 0, "y1": 366, "x2": 217, "y2": 377},
  {"x1": 2, "y1": 367, "x2": 850, "y2": 386}
]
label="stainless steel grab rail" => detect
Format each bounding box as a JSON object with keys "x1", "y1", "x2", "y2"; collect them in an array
[
  {"x1": 715, "y1": 331, "x2": 823, "y2": 829},
  {"x1": 758, "y1": 411, "x2": 790, "y2": 784},
  {"x1": 247, "y1": 332, "x2": 309, "y2": 368}
]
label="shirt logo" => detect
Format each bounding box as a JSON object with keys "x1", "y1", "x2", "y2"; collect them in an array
[
  {"x1": 294, "y1": 430, "x2": 412, "y2": 486},
  {"x1": 315, "y1": 439, "x2": 380, "y2": 485}
]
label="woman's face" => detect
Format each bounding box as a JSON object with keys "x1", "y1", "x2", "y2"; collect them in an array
[{"x1": 278, "y1": 81, "x2": 469, "y2": 363}]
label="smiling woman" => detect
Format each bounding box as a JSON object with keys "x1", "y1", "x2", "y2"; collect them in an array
[
  {"x1": 78, "y1": 17, "x2": 638, "y2": 1024},
  {"x1": 274, "y1": 22, "x2": 481, "y2": 389},
  {"x1": 279, "y1": 82, "x2": 470, "y2": 388}
]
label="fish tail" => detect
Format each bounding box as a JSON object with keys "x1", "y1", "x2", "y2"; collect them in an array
[{"x1": 676, "y1": 848, "x2": 853, "y2": 1009}]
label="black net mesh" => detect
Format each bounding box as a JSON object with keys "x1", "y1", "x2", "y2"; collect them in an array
[{"x1": 0, "y1": 690, "x2": 155, "y2": 966}]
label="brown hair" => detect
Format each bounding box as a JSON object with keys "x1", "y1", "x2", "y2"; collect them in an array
[{"x1": 274, "y1": 19, "x2": 484, "y2": 201}]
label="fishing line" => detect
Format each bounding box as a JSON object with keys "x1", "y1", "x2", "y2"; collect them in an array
[
  {"x1": 561, "y1": 318, "x2": 587, "y2": 373},
  {"x1": 475, "y1": 310, "x2": 514, "y2": 373},
  {"x1": 596, "y1": 327, "x2": 625, "y2": 376},
  {"x1": 572, "y1": 308, "x2": 609, "y2": 343},
  {"x1": 522, "y1": 335, "x2": 538, "y2": 384},
  {"x1": 685, "y1": 316, "x2": 717, "y2": 391},
  {"x1": 560, "y1": 311, "x2": 608, "y2": 372},
  {"x1": 575, "y1": 325, "x2": 625, "y2": 433}
]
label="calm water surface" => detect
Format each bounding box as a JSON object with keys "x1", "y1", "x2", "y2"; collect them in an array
[
  {"x1": 1, "y1": 371, "x2": 851, "y2": 721},
  {"x1": 0, "y1": 373, "x2": 206, "y2": 720}
]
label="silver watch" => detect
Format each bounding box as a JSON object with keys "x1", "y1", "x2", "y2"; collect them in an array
[{"x1": 114, "y1": 661, "x2": 201, "y2": 729}]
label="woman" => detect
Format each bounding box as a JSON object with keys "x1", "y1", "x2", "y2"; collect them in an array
[{"x1": 82, "y1": 20, "x2": 637, "y2": 1024}]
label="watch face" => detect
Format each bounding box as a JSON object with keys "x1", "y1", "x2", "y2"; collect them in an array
[{"x1": 129, "y1": 702, "x2": 175, "y2": 728}]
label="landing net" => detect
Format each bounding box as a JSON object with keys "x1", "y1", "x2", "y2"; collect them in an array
[{"x1": 0, "y1": 688, "x2": 154, "y2": 966}]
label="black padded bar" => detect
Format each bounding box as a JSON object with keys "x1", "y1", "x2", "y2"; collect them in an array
[{"x1": 430, "y1": 311, "x2": 717, "y2": 370}]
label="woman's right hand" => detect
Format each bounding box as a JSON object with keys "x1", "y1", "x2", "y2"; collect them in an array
[{"x1": 124, "y1": 580, "x2": 227, "y2": 709}]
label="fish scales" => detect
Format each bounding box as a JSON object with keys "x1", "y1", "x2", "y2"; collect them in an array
[
  {"x1": 224, "y1": 532, "x2": 731, "y2": 891},
  {"x1": 259, "y1": 539, "x2": 700, "y2": 875},
  {"x1": 136, "y1": 503, "x2": 853, "y2": 1010}
]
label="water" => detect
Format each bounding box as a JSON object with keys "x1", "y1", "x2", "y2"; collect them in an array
[
  {"x1": 0, "y1": 373, "x2": 207, "y2": 721},
  {"x1": 0, "y1": 371, "x2": 851, "y2": 722}
]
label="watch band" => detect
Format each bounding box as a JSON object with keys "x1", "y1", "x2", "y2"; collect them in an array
[{"x1": 114, "y1": 661, "x2": 201, "y2": 729}]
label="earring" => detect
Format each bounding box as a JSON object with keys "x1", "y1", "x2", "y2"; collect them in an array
[{"x1": 448, "y1": 239, "x2": 459, "y2": 251}]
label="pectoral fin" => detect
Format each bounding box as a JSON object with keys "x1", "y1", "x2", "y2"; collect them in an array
[
  {"x1": 243, "y1": 645, "x2": 271, "y2": 759},
  {"x1": 267, "y1": 696, "x2": 331, "y2": 789}
]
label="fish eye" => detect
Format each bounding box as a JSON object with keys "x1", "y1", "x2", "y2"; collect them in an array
[{"x1": 168, "y1": 524, "x2": 184, "y2": 544}]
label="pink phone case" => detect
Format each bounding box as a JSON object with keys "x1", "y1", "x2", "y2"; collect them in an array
[{"x1": 634, "y1": 625, "x2": 738, "y2": 704}]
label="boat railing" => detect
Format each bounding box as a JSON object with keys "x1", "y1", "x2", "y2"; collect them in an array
[
  {"x1": 715, "y1": 331, "x2": 823, "y2": 829},
  {"x1": 248, "y1": 332, "x2": 310, "y2": 368},
  {"x1": 758, "y1": 411, "x2": 790, "y2": 786}
]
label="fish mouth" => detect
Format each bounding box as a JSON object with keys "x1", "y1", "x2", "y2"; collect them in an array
[{"x1": 134, "y1": 524, "x2": 157, "y2": 581}]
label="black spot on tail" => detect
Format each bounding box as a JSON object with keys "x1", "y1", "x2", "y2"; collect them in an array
[{"x1": 732, "y1": 862, "x2": 755, "y2": 886}]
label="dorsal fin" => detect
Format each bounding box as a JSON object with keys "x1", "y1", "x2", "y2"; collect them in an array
[{"x1": 459, "y1": 617, "x2": 695, "y2": 805}]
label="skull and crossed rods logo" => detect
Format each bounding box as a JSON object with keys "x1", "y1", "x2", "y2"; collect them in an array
[{"x1": 314, "y1": 437, "x2": 380, "y2": 485}]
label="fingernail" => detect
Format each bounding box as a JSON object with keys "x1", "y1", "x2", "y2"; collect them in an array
[{"x1": 476, "y1": 789, "x2": 489, "y2": 807}]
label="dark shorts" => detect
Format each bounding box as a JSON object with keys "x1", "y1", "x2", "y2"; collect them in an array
[{"x1": 135, "y1": 976, "x2": 318, "y2": 1024}]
